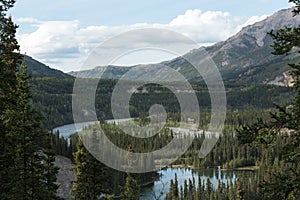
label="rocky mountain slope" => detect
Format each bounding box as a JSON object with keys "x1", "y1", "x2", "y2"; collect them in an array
[
  {"x1": 69, "y1": 8, "x2": 300, "y2": 85},
  {"x1": 204, "y1": 7, "x2": 300, "y2": 83}
]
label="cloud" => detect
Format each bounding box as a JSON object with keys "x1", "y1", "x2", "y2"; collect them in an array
[
  {"x1": 168, "y1": 9, "x2": 242, "y2": 43},
  {"x1": 236, "y1": 15, "x2": 269, "y2": 31},
  {"x1": 16, "y1": 17, "x2": 40, "y2": 23},
  {"x1": 16, "y1": 10, "x2": 269, "y2": 72}
]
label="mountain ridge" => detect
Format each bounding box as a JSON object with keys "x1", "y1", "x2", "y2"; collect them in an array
[
  {"x1": 68, "y1": 7, "x2": 300, "y2": 86},
  {"x1": 24, "y1": 55, "x2": 72, "y2": 78}
]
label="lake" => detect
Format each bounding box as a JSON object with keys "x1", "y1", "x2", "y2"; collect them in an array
[
  {"x1": 140, "y1": 167, "x2": 256, "y2": 200},
  {"x1": 53, "y1": 122, "x2": 255, "y2": 200}
]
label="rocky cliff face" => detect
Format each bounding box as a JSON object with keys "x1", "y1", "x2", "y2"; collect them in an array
[
  {"x1": 238, "y1": 8, "x2": 300, "y2": 47},
  {"x1": 202, "y1": 7, "x2": 300, "y2": 83},
  {"x1": 268, "y1": 71, "x2": 294, "y2": 87}
]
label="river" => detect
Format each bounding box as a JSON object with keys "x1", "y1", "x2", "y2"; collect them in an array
[
  {"x1": 53, "y1": 121, "x2": 256, "y2": 200},
  {"x1": 52, "y1": 119, "x2": 132, "y2": 138}
]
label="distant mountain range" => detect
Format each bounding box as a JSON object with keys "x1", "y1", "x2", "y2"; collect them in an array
[
  {"x1": 67, "y1": 8, "x2": 299, "y2": 86},
  {"x1": 25, "y1": 8, "x2": 299, "y2": 86}
]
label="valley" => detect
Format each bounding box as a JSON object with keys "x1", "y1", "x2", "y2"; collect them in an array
[{"x1": 1, "y1": 1, "x2": 300, "y2": 199}]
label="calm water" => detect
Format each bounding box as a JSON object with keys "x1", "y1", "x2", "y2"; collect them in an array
[
  {"x1": 53, "y1": 122, "x2": 255, "y2": 200},
  {"x1": 52, "y1": 119, "x2": 132, "y2": 138},
  {"x1": 140, "y1": 167, "x2": 256, "y2": 200}
]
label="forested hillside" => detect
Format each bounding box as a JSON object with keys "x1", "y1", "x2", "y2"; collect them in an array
[
  {"x1": 30, "y1": 77, "x2": 293, "y2": 129},
  {"x1": 24, "y1": 55, "x2": 72, "y2": 77}
]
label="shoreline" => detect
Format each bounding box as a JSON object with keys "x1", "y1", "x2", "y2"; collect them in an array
[{"x1": 157, "y1": 164, "x2": 259, "y2": 171}]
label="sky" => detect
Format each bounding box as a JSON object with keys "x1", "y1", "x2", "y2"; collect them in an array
[{"x1": 8, "y1": 0, "x2": 293, "y2": 72}]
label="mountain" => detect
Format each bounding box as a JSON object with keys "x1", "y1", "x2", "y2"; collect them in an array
[
  {"x1": 68, "y1": 8, "x2": 300, "y2": 85},
  {"x1": 69, "y1": 65, "x2": 129, "y2": 79},
  {"x1": 203, "y1": 7, "x2": 300, "y2": 84},
  {"x1": 24, "y1": 55, "x2": 72, "y2": 78}
]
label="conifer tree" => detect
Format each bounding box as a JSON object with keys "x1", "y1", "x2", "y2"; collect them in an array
[
  {"x1": 183, "y1": 179, "x2": 188, "y2": 199},
  {"x1": 122, "y1": 145, "x2": 140, "y2": 200},
  {"x1": 235, "y1": 179, "x2": 245, "y2": 200},
  {"x1": 0, "y1": 2, "x2": 60, "y2": 197},
  {"x1": 43, "y1": 133, "x2": 61, "y2": 200},
  {"x1": 237, "y1": 1, "x2": 300, "y2": 199},
  {"x1": 206, "y1": 178, "x2": 212, "y2": 198},
  {"x1": 1, "y1": 64, "x2": 59, "y2": 199},
  {"x1": 0, "y1": 0, "x2": 22, "y2": 196},
  {"x1": 71, "y1": 138, "x2": 109, "y2": 200},
  {"x1": 122, "y1": 174, "x2": 140, "y2": 200},
  {"x1": 180, "y1": 185, "x2": 184, "y2": 200},
  {"x1": 174, "y1": 173, "x2": 179, "y2": 198}
]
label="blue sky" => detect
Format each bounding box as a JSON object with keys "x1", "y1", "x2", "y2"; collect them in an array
[{"x1": 9, "y1": 0, "x2": 293, "y2": 72}]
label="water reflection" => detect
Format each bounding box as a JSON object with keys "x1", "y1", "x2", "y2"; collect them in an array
[{"x1": 140, "y1": 167, "x2": 256, "y2": 200}]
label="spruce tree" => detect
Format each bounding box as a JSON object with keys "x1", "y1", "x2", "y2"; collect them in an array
[
  {"x1": 122, "y1": 174, "x2": 140, "y2": 200},
  {"x1": 1, "y1": 2, "x2": 59, "y2": 198},
  {"x1": 122, "y1": 145, "x2": 140, "y2": 200},
  {"x1": 174, "y1": 173, "x2": 179, "y2": 198},
  {"x1": 43, "y1": 133, "x2": 61, "y2": 200},
  {"x1": 235, "y1": 179, "x2": 245, "y2": 200},
  {"x1": 183, "y1": 179, "x2": 188, "y2": 199},
  {"x1": 71, "y1": 138, "x2": 109, "y2": 200},
  {"x1": 1, "y1": 64, "x2": 59, "y2": 199},
  {"x1": 206, "y1": 178, "x2": 212, "y2": 198},
  {"x1": 237, "y1": 1, "x2": 300, "y2": 199},
  {"x1": 0, "y1": 0, "x2": 22, "y2": 196}
]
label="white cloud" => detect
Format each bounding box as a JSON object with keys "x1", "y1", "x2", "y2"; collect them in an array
[
  {"x1": 16, "y1": 10, "x2": 269, "y2": 72},
  {"x1": 16, "y1": 17, "x2": 40, "y2": 23},
  {"x1": 236, "y1": 15, "x2": 269, "y2": 31},
  {"x1": 19, "y1": 20, "x2": 80, "y2": 55},
  {"x1": 168, "y1": 9, "x2": 242, "y2": 43}
]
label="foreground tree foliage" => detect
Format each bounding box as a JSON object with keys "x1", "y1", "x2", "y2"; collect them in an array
[
  {"x1": 0, "y1": 1, "x2": 59, "y2": 199},
  {"x1": 0, "y1": 1, "x2": 21, "y2": 192},
  {"x1": 122, "y1": 174, "x2": 140, "y2": 200},
  {"x1": 2, "y1": 64, "x2": 60, "y2": 199},
  {"x1": 237, "y1": 1, "x2": 300, "y2": 199},
  {"x1": 71, "y1": 139, "x2": 110, "y2": 200}
]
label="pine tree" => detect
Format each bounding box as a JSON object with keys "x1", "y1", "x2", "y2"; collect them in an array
[
  {"x1": 122, "y1": 174, "x2": 140, "y2": 200},
  {"x1": 197, "y1": 176, "x2": 204, "y2": 200},
  {"x1": 122, "y1": 145, "x2": 140, "y2": 200},
  {"x1": 180, "y1": 185, "x2": 184, "y2": 200},
  {"x1": 0, "y1": 0, "x2": 22, "y2": 197},
  {"x1": 0, "y1": 2, "x2": 60, "y2": 196},
  {"x1": 183, "y1": 179, "x2": 188, "y2": 199},
  {"x1": 71, "y1": 139, "x2": 109, "y2": 200},
  {"x1": 71, "y1": 140, "x2": 89, "y2": 200},
  {"x1": 228, "y1": 180, "x2": 235, "y2": 200},
  {"x1": 235, "y1": 179, "x2": 244, "y2": 200},
  {"x1": 43, "y1": 133, "x2": 61, "y2": 200},
  {"x1": 1, "y1": 64, "x2": 59, "y2": 199},
  {"x1": 206, "y1": 178, "x2": 212, "y2": 198},
  {"x1": 237, "y1": 1, "x2": 300, "y2": 199},
  {"x1": 174, "y1": 173, "x2": 179, "y2": 198}
]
